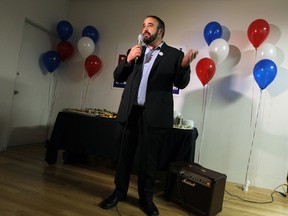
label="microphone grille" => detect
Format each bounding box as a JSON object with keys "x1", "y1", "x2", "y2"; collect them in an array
[{"x1": 138, "y1": 34, "x2": 144, "y2": 41}]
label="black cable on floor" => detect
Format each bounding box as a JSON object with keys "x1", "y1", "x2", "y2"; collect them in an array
[{"x1": 225, "y1": 183, "x2": 287, "y2": 204}]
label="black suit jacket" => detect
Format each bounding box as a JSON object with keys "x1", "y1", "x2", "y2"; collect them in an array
[{"x1": 114, "y1": 42, "x2": 190, "y2": 128}]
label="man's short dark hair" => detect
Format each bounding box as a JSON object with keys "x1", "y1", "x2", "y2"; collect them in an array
[{"x1": 146, "y1": 15, "x2": 165, "y2": 38}]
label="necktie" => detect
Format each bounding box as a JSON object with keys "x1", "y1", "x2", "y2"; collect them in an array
[
  {"x1": 144, "y1": 49, "x2": 154, "y2": 63},
  {"x1": 137, "y1": 48, "x2": 159, "y2": 105}
]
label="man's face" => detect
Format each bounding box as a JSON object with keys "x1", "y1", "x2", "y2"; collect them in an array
[{"x1": 142, "y1": 17, "x2": 161, "y2": 45}]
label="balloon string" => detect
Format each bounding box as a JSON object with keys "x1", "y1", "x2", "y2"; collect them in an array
[
  {"x1": 46, "y1": 74, "x2": 53, "y2": 140},
  {"x1": 81, "y1": 65, "x2": 85, "y2": 109},
  {"x1": 198, "y1": 84, "x2": 209, "y2": 163},
  {"x1": 51, "y1": 74, "x2": 57, "y2": 116},
  {"x1": 244, "y1": 89, "x2": 262, "y2": 185},
  {"x1": 250, "y1": 49, "x2": 257, "y2": 127},
  {"x1": 83, "y1": 78, "x2": 91, "y2": 108},
  {"x1": 197, "y1": 86, "x2": 205, "y2": 163},
  {"x1": 250, "y1": 82, "x2": 255, "y2": 127},
  {"x1": 47, "y1": 74, "x2": 52, "y2": 116},
  {"x1": 46, "y1": 73, "x2": 57, "y2": 140}
]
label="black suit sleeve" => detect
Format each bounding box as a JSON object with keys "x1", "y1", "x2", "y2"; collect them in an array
[
  {"x1": 113, "y1": 58, "x2": 134, "y2": 83},
  {"x1": 173, "y1": 51, "x2": 191, "y2": 89}
]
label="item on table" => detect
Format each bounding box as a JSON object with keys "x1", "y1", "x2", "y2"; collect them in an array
[
  {"x1": 173, "y1": 116, "x2": 194, "y2": 129},
  {"x1": 63, "y1": 108, "x2": 117, "y2": 118}
]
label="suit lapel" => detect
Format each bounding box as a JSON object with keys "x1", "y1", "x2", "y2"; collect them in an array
[{"x1": 149, "y1": 43, "x2": 169, "y2": 78}]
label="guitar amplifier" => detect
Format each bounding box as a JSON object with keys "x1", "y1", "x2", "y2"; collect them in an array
[{"x1": 165, "y1": 161, "x2": 226, "y2": 216}]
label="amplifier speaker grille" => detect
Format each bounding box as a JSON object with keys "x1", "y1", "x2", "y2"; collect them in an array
[{"x1": 165, "y1": 161, "x2": 226, "y2": 216}]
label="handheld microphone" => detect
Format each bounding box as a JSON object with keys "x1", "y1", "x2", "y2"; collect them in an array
[
  {"x1": 137, "y1": 34, "x2": 144, "y2": 45},
  {"x1": 136, "y1": 34, "x2": 144, "y2": 62}
]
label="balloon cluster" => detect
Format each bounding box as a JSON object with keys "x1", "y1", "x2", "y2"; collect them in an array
[
  {"x1": 77, "y1": 25, "x2": 102, "y2": 78},
  {"x1": 248, "y1": 19, "x2": 277, "y2": 90},
  {"x1": 42, "y1": 20, "x2": 102, "y2": 79},
  {"x1": 196, "y1": 21, "x2": 229, "y2": 86},
  {"x1": 43, "y1": 20, "x2": 74, "y2": 73}
]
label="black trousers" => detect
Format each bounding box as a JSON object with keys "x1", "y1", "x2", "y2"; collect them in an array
[{"x1": 114, "y1": 105, "x2": 167, "y2": 202}]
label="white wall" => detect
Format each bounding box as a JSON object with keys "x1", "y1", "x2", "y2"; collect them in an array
[
  {"x1": 60, "y1": 0, "x2": 288, "y2": 190},
  {"x1": 0, "y1": 0, "x2": 70, "y2": 150}
]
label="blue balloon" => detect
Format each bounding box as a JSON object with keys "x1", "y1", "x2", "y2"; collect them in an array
[
  {"x1": 203, "y1": 21, "x2": 222, "y2": 46},
  {"x1": 43, "y1": 51, "x2": 60, "y2": 73},
  {"x1": 57, "y1": 20, "x2": 73, "y2": 41},
  {"x1": 253, "y1": 59, "x2": 277, "y2": 90},
  {"x1": 82, "y1": 25, "x2": 99, "y2": 43}
]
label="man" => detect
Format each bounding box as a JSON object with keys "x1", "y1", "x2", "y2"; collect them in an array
[{"x1": 100, "y1": 15, "x2": 198, "y2": 216}]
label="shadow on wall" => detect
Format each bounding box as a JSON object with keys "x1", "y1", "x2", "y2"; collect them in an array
[
  {"x1": 181, "y1": 74, "x2": 245, "y2": 125},
  {"x1": 8, "y1": 126, "x2": 48, "y2": 148},
  {"x1": 268, "y1": 66, "x2": 288, "y2": 97},
  {"x1": 182, "y1": 42, "x2": 243, "y2": 120}
]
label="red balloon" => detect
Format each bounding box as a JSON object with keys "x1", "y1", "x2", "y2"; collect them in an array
[
  {"x1": 57, "y1": 41, "x2": 74, "y2": 61},
  {"x1": 85, "y1": 55, "x2": 102, "y2": 78},
  {"x1": 196, "y1": 57, "x2": 216, "y2": 86},
  {"x1": 247, "y1": 19, "x2": 270, "y2": 49}
]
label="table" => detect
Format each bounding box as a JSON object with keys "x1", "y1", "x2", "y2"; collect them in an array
[{"x1": 45, "y1": 111, "x2": 198, "y2": 170}]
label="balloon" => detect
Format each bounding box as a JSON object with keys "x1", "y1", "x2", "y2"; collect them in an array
[
  {"x1": 82, "y1": 25, "x2": 99, "y2": 43},
  {"x1": 43, "y1": 51, "x2": 60, "y2": 73},
  {"x1": 203, "y1": 21, "x2": 222, "y2": 46},
  {"x1": 256, "y1": 43, "x2": 276, "y2": 61},
  {"x1": 247, "y1": 19, "x2": 270, "y2": 49},
  {"x1": 77, "y1": 37, "x2": 95, "y2": 58},
  {"x1": 209, "y1": 38, "x2": 229, "y2": 64},
  {"x1": 253, "y1": 59, "x2": 277, "y2": 90},
  {"x1": 57, "y1": 41, "x2": 74, "y2": 61},
  {"x1": 85, "y1": 55, "x2": 102, "y2": 78},
  {"x1": 56, "y1": 20, "x2": 73, "y2": 41},
  {"x1": 196, "y1": 57, "x2": 216, "y2": 86}
]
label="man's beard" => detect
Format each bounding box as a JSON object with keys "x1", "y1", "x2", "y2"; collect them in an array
[{"x1": 143, "y1": 29, "x2": 159, "y2": 45}]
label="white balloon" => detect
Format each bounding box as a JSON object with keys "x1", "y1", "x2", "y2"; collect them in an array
[
  {"x1": 256, "y1": 43, "x2": 277, "y2": 61},
  {"x1": 77, "y1": 36, "x2": 95, "y2": 58},
  {"x1": 209, "y1": 38, "x2": 229, "y2": 64}
]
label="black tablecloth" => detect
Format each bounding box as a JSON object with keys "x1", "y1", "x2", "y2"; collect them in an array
[{"x1": 45, "y1": 111, "x2": 198, "y2": 170}]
